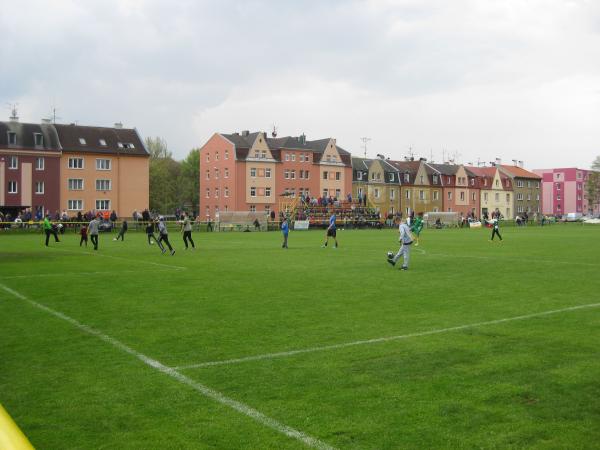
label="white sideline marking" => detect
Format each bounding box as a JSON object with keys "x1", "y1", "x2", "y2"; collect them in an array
[
  {"x1": 0, "y1": 270, "x2": 172, "y2": 280},
  {"x1": 174, "y1": 303, "x2": 600, "y2": 370},
  {"x1": 0, "y1": 283, "x2": 335, "y2": 450},
  {"x1": 53, "y1": 247, "x2": 187, "y2": 270}
]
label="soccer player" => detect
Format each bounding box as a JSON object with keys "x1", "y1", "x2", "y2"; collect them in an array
[
  {"x1": 181, "y1": 212, "x2": 196, "y2": 250},
  {"x1": 322, "y1": 211, "x2": 338, "y2": 248},
  {"x1": 281, "y1": 216, "x2": 289, "y2": 248},
  {"x1": 88, "y1": 215, "x2": 100, "y2": 250},
  {"x1": 43, "y1": 214, "x2": 60, "y2": 246},
  {"x1": 79, "y1": 224, "x2": 88, "y2": 247},
  {"x1": 157, "y1": 216, "x2": 175, "y2": 255},
  {"x1": 388, "y1": 217, "x2": 414, "y2": 270},
  {"x1": 114, "y1": 220, "x2": 128, "y2": 241},
  {"x1": 490, "y1": 217, "x2": 503, "y2": 241},
  {"x1": 411, "y1": 212, "x2": 424, "y2": 246},
  {"x1": 146, "y1": 220, "x2": 164, "y2": 251}
]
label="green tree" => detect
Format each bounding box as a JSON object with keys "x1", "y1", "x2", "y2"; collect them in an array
[
  {"x1": 147, "y1": 137, "x2": 180, "y2": 214},
  {"x1": 177, "y1": 148, "x2": 200, "y2": 215},
  {"x1": 586, "y1": 156, "x2": 600, "y2": 215}
]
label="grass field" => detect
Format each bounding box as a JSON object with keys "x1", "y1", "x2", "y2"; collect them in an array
[{"x1": 1, "y1": 224, "x2": 599, "y2": 449}]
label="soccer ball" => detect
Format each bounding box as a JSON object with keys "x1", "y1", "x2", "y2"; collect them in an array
[{"x1": 387, "y1": 251, "x2": 394, "y2": 259}]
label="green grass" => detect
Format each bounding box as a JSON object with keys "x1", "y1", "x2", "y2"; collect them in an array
[{"x1": 1, "y1": 225, "x2": 599, "y2": 449}]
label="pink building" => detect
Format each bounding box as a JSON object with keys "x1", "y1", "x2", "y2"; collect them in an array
[{"x1": 533, "y1": 168, "x2": 597, "y2": 216}]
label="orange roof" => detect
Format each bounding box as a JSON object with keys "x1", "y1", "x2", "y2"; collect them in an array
[{"x1": 498, "y1": 165, "x2": 541, "y2": 179}]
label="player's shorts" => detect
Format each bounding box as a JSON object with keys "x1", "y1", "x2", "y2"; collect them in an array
[{"x1": 327, "y1": 228, "x2": 337, "y2": 237}]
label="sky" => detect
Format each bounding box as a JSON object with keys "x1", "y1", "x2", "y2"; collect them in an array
[{"x1": 1, "y1": 0, "x2": 599, "y2": 169}]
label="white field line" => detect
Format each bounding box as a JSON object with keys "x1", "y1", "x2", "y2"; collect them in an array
[
  {"x1": 53, "y1": 247, "x2": 187, "y2": 270},
  {"x1": 414, "y1": 248, "x2": 599, "y2": 267},
  {"x1": 0, "y1": 270, "x2": 173, "y2": 280},
  {"x1": 174, "y1": 303, "x2": 600, "y2": 370},
  {"x1": 0, "y1": 283, "x2": 335, "y2": 450}
]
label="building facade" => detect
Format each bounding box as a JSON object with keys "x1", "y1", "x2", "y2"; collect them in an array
[
  {"x1": 533, "y1": 167, "x2": 595, "y2": 216},
  {"x1": 1, "y1": 120, "x2": 62, "y2": 217},
  {"x1": 427, "y1": 163, "x2": 480, "y2": 217},
  {"x1": 467, "y1": 167, "x2": 513, "y2": 218},
  {"x1": 55, "y1": 124, "x2": 149, "y2": 217},
  {"x1": 498, "y1": 164, "x2": 541, "y2": 217},
  {"x1": 199, "y1": 131, "x2": 353, "y2": 218}
]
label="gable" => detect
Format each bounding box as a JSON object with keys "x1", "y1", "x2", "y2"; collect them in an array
[
  {"x1": 320, "y1": 139, "x2": 342, "y2": 164},
  {"x1": 248, "y1": 132, "x2": 274, "y2": 159},
  {"x1": 414, "y1": 163, "x2": 430, "y2": 186}
]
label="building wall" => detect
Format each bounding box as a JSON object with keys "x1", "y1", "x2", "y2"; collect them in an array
[
  {"x1": 276, "y1": 149, "x2": 319, "y2": 203},
  {"x1": 60, "y1": 152, "x2": 148, "y2": 215},
  {"x1": 200, "y1": 133, "x2": 237, "y2": 219}
]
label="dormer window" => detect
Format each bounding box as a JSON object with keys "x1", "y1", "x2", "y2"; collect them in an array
[
  {"x1": 123, "y1": 143, "x2": 135, "y2": 149},
  {"x1": 117, "y1": 142, "x2": 124, "y2": 148},
  {"x1": 357, "y1": 172, "x2": 362, "y2": 180},
  {"x1": 99, "y1": 139, "x2": 107, "y2": 146},
  {"x1": 7, "y1": 132, "x2": 16, "y2": 145},
  {"x1": 433, "y1": 175, "x2": 438, "y2": 184},
  {"x1": 79, "y1": 138, "x2": 87, "y2": 145},
  {"x1": 34, "y1": 133, "x2": 44, "y2": 147},
  {"x1": 404, "y1": 173, "x2": 410, "y2": 182}
]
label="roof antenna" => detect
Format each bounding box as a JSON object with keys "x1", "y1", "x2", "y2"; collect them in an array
[
  {"x1": 271, "y1": 123, "x2": 278, "y2": 138},
  {"x1": 360, "y1": 137, "x2": 371, "y2": 158},
  {"x1": 7, "y1": 103, "x2": 19, "y2": 120}
]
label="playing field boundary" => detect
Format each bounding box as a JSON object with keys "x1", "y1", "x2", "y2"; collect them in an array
[
  {"x1": 53, "y1": 247, "x2": 188, "y2": 270},
  {"x1": 0, "y1": 270, "x2": 176, "y2": 280},
  {"x1": 0, "y1": 283, "x2": 336, "y2": 450},
  {"x1": 173, "y1": 302, "x2": 600, "y2": 370}
]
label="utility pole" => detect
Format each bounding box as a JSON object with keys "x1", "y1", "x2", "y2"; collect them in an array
[{"x1": 360, "y1": 137, "x2": 371, "y2": 159}]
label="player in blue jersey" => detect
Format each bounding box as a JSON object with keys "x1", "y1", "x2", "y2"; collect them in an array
[
  {"x1": 281, "y1": 216, "x2": 289, "y2": 248},
  {"x1": 322, "y1": 211, "x2": 338, "y2": 248}
]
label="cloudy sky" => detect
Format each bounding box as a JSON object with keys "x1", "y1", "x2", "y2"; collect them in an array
[{"x1": 1, "y1": 0, "x2": 599, "y2": 169}]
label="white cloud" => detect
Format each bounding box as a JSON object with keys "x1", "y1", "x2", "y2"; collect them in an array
[{"x1": 1, "y1": 0, "x2": 599, "y2": 168}]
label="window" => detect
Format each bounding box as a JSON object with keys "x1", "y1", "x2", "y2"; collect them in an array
[
  {"x1": 225, "y1": 150, "x2": 229, "y2": 160},
  {"x1": 118, "y1": 142, "x2": 124, "y2": 149},
  {"x1": 506, "y1": 193, "x2": 511, "y2": 202},
  {"x1": 577, "y1": 183, "x2": 582, "y2": 190},
  {"x1": 291, "y1": 154, "x2": 296, "y2": 162},
  {"x1": 433, "y1": 175, "x2": 438, "y2": 184},
  {"x1": 377, "y1": 173, "x2": 381, "y2": 180},
  {"x1": 7, "y1": 132, "x2": 16, "y2": 145},
  {"x1": 495, "y1": 193, "x2": 499, "y2": 202},
  {"x1": 305, "y1": 153, "x2": 310, "y2": 162},
  {"x1": 291, "y1": 170, "x2": 296, "y2": 179},
  {"x1": 405, "y1": 190, "x2": 410, "y2": 199},
  {"x1": 265, "y1": 187, "x2": 271, "y2": 197},
  {"x1": 495, "y1": 180, "x2": 499, "y2": 187},
  {"x1": 470, "y1": 178, "x2": 474, "y2": 186},
  {"x1": 96, "y1": 179, "x2": 111, "y2": 191},
  {"x1": 374, "y1": 188, "x2": 380, "y2": 199},
  {"x1": 557, "y1": 194, "x2": 561, "y2": 201},
  {"x1": 99, "y1": 139, "x2": 107, "y2": 146},
  {"x1": 527, "y1": 194, "x2": 531, "y2": 201},
  {"x1": 299, "y1": 170, "x2": 304, "y2": 179},
  {"x1": 419, "y1": 190, "x2": 425, "y2": 200},
  {"x1": 34, "y1": 133, "x2": 43, "y2": 146},
  {"x1": 215, "y1": 188, "x2": 219, "y2": 198},
  {"x1": 357, "y1": 172, "x2": 362, "y2": 180},
  {"x1": 404, "y1": 173, "x2": 410, "y2": 182},
  {"x1": 527, "y1": 181, "x2": 531, "y2": 188},
  {"x1": 261, "y1": 150, "x2": 266, "y2": 159},
  {"x1": 224, "y1": 187, "x2": 229, "y2": 197},
  {"x1": 68, "y1": 157, "x2": 84, "y2": 169},
  {"x1": 484, "y1": 193, "x2": 488, "y2": 201},
  {"x1": 79, "y1": 138, "x2": 87, "y2": 145},
  {"x1": 433, "y1": 191, "x2": 439, "y2": 201},
  {"x1": 214, "y1": 169, "x2": 219, "y2": 179},
  {"x1": 68, "y1": 200, "x2": 83, "y2": 210},
  {"x1": 420, "y1": 175, "x2": 424, "y2": 184},
  {"x1": 577, "y1": 172, "x2": 582, "y2": 179},
  {"x1": 35, "y1": 181, "x2": 44, "y2": 194},
  {"x1": 390, "y1": 189, "x2": 395, "y2": 200},
  {"x1": 305, "y1": 170, "x2": 309, "y2": 179},
  {"x1": 472, "y1": 192, "x2": 476, "y2": 201},
  {"x1": 336, "y1": 189, "x2": 341, "y2": 198},
  {"x1": 336, "y1": 172, "x2": 341, "y2": 181},
  {"x1": 224, "y1": 168, "x2": 229, "y2": 178},
  {"x1": 323, "y1": 171, "x2": 328, "y2": 180},
  {"x1": 36, "y1": 157, "x2": 44, "y2": 170},
  {"x1": 96, "y1": 159, "x2": 111, "y2": 170},
  {"x1": 206, "y1": 153, "x2": 210, "y2": 162},
  {"x1": 250, "y1": 187, "x2": 256, "y2": 197},
  {"x1": 250, "y1": 168, "x2": 256, "y2": 177},
  {"x1": 517, "y1": 193, "x2": 524, "y2": 201},
  {"x1": 284, "y1": 170, "x2": 289, "y2": 179},
  {"x1": 205, "y1": 188, "x2": 210, "y2": 198},
  {"x1": 460, "y1": 192, "x2": 465, "y2": 201},
  {"x1": 447, "y1": 191, "x2": 452, "y2": 200},
  {"x1": 215, "y1": 152, "x2": 219, "y2": 161},
  {"x1": 249, "y1": 205, "x2": 256, "y2": 212},
  {"x1": 9, "y1": 156, "x2": 18, "y2": 169},
  {"x1": 285, "y1": 154, "x2": 290, "y2": 161},
  {"x1": 205, "y1": 170, "x2": 210, "y2": 180},
  {"x1": 8, "y1": 180, "x2": 18, "y2": 193},
  {"x1": 536, "y1": 194, "x2": 540, "y2": 201},
  {"x1": 68, "y1": 179, "x2": 84, "y2": 190},
  {"x1": 517, "y1": 180, "x2": 524, "y2": 187},
  {"x1": 96, "y1": 200, "x2": 110, "y2": 210},
  {"x1": 323, "y1": 189, "x2": 328, "y2": 198}
]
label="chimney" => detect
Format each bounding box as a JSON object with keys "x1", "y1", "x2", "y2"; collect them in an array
[
  {"x1": 419, "y1": 157, "x2": 427, "y2": 162},
  {"x1": 299, "y1": 133, "x2": 306, "y2": 144},
  {"x1": 512, "y1": 159, "x2": 518, "y2": 166},
  {"x1": 518, "y1": 160, "x2": 524, "y2": 168},
  {"x1": 241, "y1": 130, "x2": 249, "y2": 136},
  {"x1": 377, "y1": 154, "x2": 385, "y2": 159},
  {"x1": 41, "y1": 118, "x2": 51, "y2": 124},
  {"x1": 495, "y1": 158, "x2": 502, "y2": 166},
  {"x1": 114, "y1": 122, "x2": 123, "y2": 129}
]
